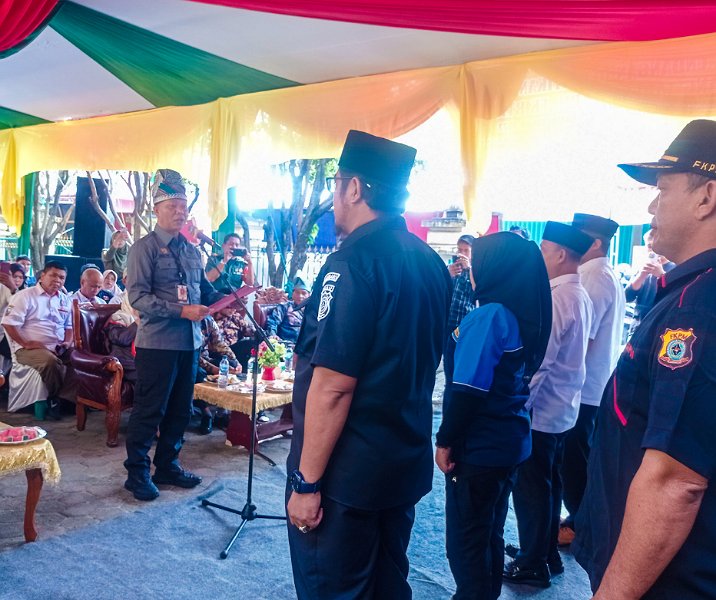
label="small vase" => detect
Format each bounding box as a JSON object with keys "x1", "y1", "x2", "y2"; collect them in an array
[{"x1": 262, "y1": 366, "x2": 278, "y2": 381}]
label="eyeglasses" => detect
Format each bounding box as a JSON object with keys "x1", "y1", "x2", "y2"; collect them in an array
[
  {"x1": 325, "y1": 176, "x2": 349, "y2": 193},
  {"x1": 325, "y1": 176, "x2": 372, "y2": 193}
]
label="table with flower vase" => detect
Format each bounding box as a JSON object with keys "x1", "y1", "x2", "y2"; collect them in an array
[
  {"x1": 193, "y1": 381, "x2": 293, "y2": 465},
  {"x1": 0, "y1": 421, "x2": 61, "y2": 542}
]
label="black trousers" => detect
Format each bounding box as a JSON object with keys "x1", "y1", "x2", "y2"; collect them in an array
[
  {"x1": 124, "y1": 348, "x2": 198, "y2": 477},
  {"x1": 286, "y1": 489, "x2": 415, "y2": 600},
  {"x1": 512, "y1": 430, "x2": 567, "y2": 568},
  {"x1": 446, "y1": 463, "x2": 515, "y2": 600},
  {"x1": 561, "y1": 404, "x2": 599, "y2": 528}
]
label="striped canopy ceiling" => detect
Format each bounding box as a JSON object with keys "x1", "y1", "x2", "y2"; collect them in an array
[{"x1": 0, "y1": 0, "x2": 610, "y2": 127}]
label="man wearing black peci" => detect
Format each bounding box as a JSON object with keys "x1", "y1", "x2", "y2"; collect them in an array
[
  {"x1": 574, "y1": 119, "x2": 716, "y2": 599},
  {"x1": 285, "y1": 130, "x2": 451, "y2": 599}
]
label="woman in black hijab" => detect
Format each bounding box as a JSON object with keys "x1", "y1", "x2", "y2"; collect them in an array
[{"x1": 436, "y1": 232, "x2": 552, "y2": 600}]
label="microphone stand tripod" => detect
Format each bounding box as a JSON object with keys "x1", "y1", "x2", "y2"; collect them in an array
[{"x1": 201, "y1": 287, "x2": 287, "y2": 559}]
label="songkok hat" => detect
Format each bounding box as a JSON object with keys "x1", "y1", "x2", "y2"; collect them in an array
[
  {"x1": 293, "y1": 277, "x2": 310, "y2": 291},
  {"x1": 572, "y1": 213, "x2": 619, "y2": 240},
  {"x1": 542, "y1": 221, "x2": 594, "y2": 257},
  {"x1": 152, "y1": 169, "x2": 187, "y2": 204},
  {"x1": 338, "y1": 130, "x2": 416, "y2": 192},
  {"x1": 618, "y1": 119, "x2": 716, "y2": 186}
]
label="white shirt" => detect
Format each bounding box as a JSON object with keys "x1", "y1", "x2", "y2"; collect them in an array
[
  {"x1": 70, "y1": 290, "x2": 106, "y2": 305},
  {"x1": 2, "y1": 285, "x2": 72, "y2": 352},
  {"x1": 578, "y1": 257, "x2": 627, "y2": 406},
  {"x1": 528, "y1": 273, "x2": 594, "y2": 434}
]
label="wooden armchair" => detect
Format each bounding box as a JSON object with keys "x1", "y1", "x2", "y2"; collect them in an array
[
  {"x1": 70, "y1": 300, "x2": 134, "y2": 447},
  {"x1": 253, "y1": 286, "x2": 288, "y2": 330}
]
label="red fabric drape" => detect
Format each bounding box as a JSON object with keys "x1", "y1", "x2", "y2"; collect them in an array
[
  {"x1": 188, "y1": 1, "x2": 716, "y2": 42},
  {"x1": 0, "y1": 0, "x2": 58, "y2": 54}
]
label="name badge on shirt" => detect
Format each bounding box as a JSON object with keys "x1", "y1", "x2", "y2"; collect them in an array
[{"x1": 176, "y1": 284, "x2": 189, "y2": 304}]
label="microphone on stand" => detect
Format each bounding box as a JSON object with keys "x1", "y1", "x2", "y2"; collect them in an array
[{"x1": 196, "y1": 230, "x2": 221, "y2": 250}]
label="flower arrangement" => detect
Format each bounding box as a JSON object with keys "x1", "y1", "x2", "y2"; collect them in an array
[{"x1": 257, "y1": 338, "x2": 286, "y2": 368}]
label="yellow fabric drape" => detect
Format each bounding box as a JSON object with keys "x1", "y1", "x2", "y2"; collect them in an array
[{"x1": 4, "y1": 32, "x2": 716, "y2": 232}]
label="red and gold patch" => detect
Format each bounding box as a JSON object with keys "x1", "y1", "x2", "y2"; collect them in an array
[{"x1": 657, "y1": 328, "x2": 697, "y2": 370}]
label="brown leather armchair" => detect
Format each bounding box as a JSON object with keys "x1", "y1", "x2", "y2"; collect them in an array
[
  {"x1": 253, "y1": 286, "x2": 288, "y2": 330},
  {"x1": 70, "y1": 300, "x2": 134, "y2": 447}
]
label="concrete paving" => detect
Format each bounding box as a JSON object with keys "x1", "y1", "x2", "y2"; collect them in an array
[{"x1": 0, "y1": 372, "x2": 592, "y2": 598}]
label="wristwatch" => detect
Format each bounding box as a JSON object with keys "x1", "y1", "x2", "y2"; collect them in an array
[{"x1": 290, "y1": 470, "x2": 321, "y2": 494}]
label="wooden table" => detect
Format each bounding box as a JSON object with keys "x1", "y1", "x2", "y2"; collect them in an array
[
  {"x1": 0, "y1": 421, "x2": 61, "y2": 542},
  {"x1": 194, "y1": 382, "x2": 293, "y2": 465}
]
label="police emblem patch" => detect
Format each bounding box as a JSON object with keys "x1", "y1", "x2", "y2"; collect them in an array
[
  {"x1": 323, "y1": 272, "x2": 341, "y2": 285},
  {"x1": 657, "y1": 328, "x2": 697, "y2": 370},
  {"x1": 317, "y1": 284, "x2": 335, "y2": 321}
]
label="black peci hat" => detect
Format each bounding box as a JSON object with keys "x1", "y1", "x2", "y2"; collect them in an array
[
  {"x1": 542, "y1": 221, "x2": 594, "y2": 257},
  {"x1": 618, "y1": 119, "x2": 716, "y2": 186},
  {"x1": 572, "y1": 213, "x2": 619, "y2": 240},
  {"x1": 338, "y1": 130, "x2": 416, "y2": 191}
]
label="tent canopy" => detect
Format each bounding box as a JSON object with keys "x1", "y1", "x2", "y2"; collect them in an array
[{"x1": 2, "y1": 0, "x2": 716, "y2": 231}]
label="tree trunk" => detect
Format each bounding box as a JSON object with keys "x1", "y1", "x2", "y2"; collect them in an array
[{"x1": 236, "y1": 212, "x2": 251, "y2": 251}]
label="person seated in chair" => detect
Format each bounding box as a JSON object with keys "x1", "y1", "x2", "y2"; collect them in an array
[
  {"x1": 70, "y1": 267, "x2": 106, "y2": 306},
  {"x1": 264, "y1": 279, "x2": 310, "y2": 343},
  {"x1": 214, "y1": 305, "x2": 255, "y2": 373},
  {"x1": 194, "y1": 316, "x2": 241, "y2": 434},
  {"x1": 1, "y1": 261, "x2": 76, "y2": 419},
  {"x1": 103, "y1": 292, "x2": 138, "y2": 384}
]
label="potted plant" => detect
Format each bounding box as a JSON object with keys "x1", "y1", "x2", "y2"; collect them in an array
[{"x1": 257, "y1": 338, "x2": 286, "y2": 380}]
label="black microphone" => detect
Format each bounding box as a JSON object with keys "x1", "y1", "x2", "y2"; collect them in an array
[{"x1": 195, "y1": 230, "x2": 221, "y2": 249}]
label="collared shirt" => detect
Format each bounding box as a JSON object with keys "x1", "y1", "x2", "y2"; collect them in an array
[
  {"x1": 2, "y1": 284, "x2": 72, "y2": 352},
  {"x1": 574, "y1": 249, "x2": 716, "y2": 599},
  {"x1": 127, "y1": 225, "x2": 223, "y2": 351},
  {"x1": 528, "y1": 273, "x2": 594, "y2": 434},
  {"x1": 289, "y1": 216, "x2": 452, "y2": 511},
  {"x1": 448, "y1": 269, "x2": 475, "y2": 331},
  {"x1": 70, "y1": 290, "x2": 106, "y2": 306},
  {"x1": 578, "y1": 257, "x2": 626, "y2": 406}
]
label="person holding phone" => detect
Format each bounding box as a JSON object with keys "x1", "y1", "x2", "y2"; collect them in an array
[
  {"x1": 444, "y1": 234, "x2": 477, "y2": 404},
  {"x1": 205, "y1": 232, "x2": 254, "y2": 292}
]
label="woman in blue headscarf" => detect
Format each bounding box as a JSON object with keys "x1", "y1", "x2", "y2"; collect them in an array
[{"x1": 436, "y1": 232, "x2": 552, "y2": 600}]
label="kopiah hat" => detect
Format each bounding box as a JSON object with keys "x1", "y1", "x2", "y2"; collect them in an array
[
  {"x1": 338, "y1": 130, "x2": 417, "y2": 191},
  {"x1": 572, "y1": 213, "x2": 619, "y2": 241},
  {"x1": 542, "y1": 221, "x2": 594, "y2": 257},
  {"x1": 151, "y1": 169, "x2": 187, "y2": 204},
  {"x1": 618, "y1": 119, "x2": 716, "y2": 186}
]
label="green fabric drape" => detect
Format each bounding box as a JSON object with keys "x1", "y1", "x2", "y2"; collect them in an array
[
  {"x1": 0, "y1": 107, "x2": 49, "y2": 130},
  {"x1": 49, "y1": 1, "x2": 299, "y2": 108},
  {"x1": 17, "y1": 173, "x2": 36, "y2": 256}
]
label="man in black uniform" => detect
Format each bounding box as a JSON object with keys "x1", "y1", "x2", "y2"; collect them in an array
[
  {"x1": 574, "y1": 119, "x2": 716, "y2": 599},
  {"x1": 286, "y1": 130, "x2": 452, "y2": 599}
]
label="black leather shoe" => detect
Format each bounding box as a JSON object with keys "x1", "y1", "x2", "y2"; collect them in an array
[
  {"x1": 197, "y1": 414, "x2": 213, "y2": 435},
  {"x1": 152, "y1": 469, "x2": 202, "y2": 489},
  {"x1": 124, "y1": 476, "x2": 160, "y2": 501},
  {"x1": 548, "y1": 555, "x2": 564, "y2": 576},
  {"x1": 503, "y1": 560, "x2": 551, "y2": 588}
]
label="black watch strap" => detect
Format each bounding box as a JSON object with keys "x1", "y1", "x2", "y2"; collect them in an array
[{"x1": 290, "y1": 470, "x2": 321, "y2": 494}]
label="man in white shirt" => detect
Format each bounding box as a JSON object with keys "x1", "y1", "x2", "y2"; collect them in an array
[
  {"x1": 559, "y1": 213, "x2": 626, "y2": 545},
  {"x1": 70, "y1": 267, "x2": 106, "y2": 306},
  {"x1": 505, "y1": 222, "x2": 594, "y2": 588},
  {"x1": 2, "y1": 261, "x2": 75, "y2": 418}
]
